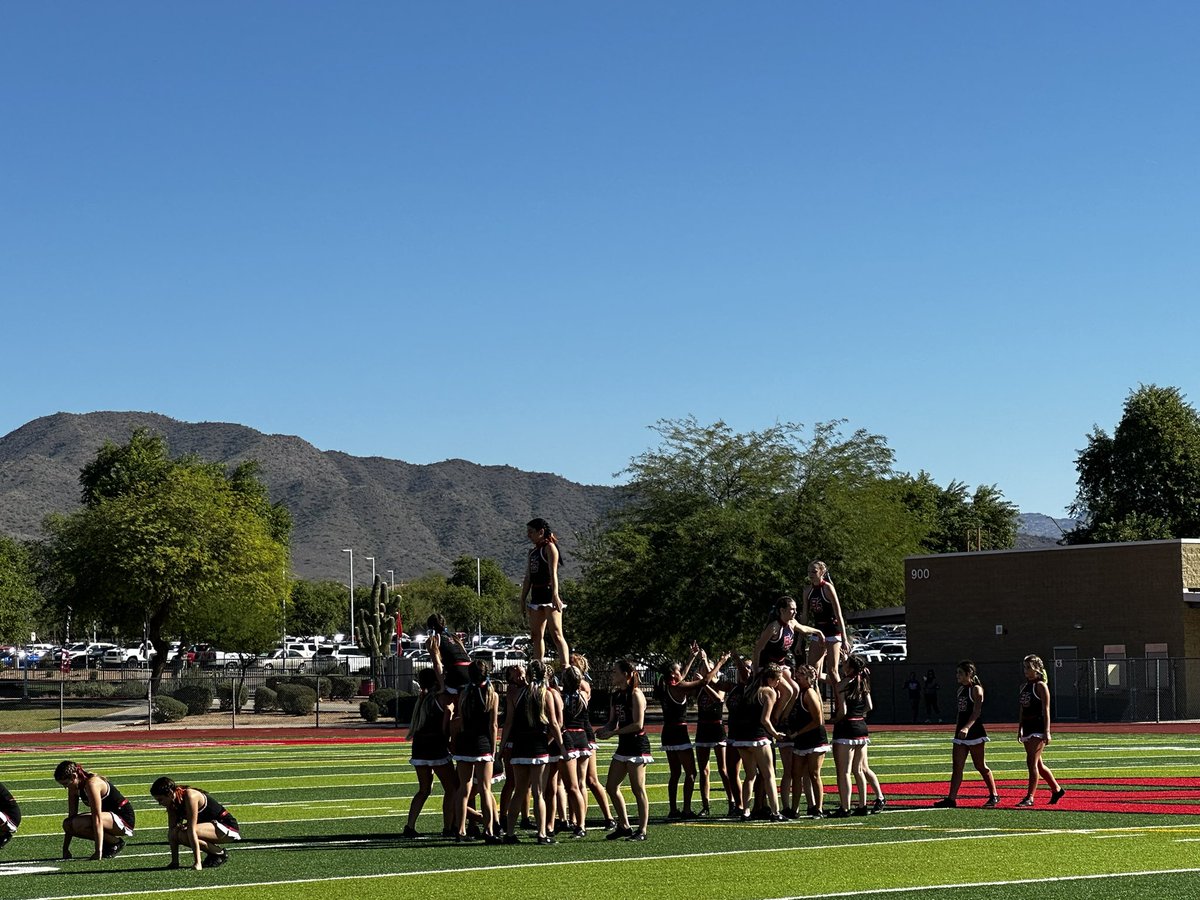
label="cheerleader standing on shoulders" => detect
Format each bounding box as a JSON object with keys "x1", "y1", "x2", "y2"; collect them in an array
[
  {"x1": 451, "y1": 660, "x2": 501, "y2": 843},
  {"x1": 933, "y1": 660, "x2": 999, "y2": 808},
  {"x1": 403, "y1": 665, "x2": 458, "y2": 839},
  {"x1": 787, "y1": 664, "x2": 831, "y2": 819},
  {"x1": 55, "y1": 760, "x2": 135, "y2": 860},
  {"x1": 149, "y1": 777, "x2": 240, "y2": 869},
  {"x1": 693, "y1": 648, "x2": 737, "y2": 818},
  {"x1": 1016, "y1": 655, "x2": 1065, "y2": 807},
  {"x1": 0, "y1": 782, "x2": 20, "y2": 850},
  {"x1": 803, "y1": 562, "x2": 848, "y2": 689},
  {"x1": 501, "y1": 660, "x2": 564, "y2": 844},
  {"x1": 830, "y1": 655, "x2": 886, "y2": 817},
  {"x1": 570, "y1": 653, "x2": 615, "y2": 829},
  {"x1": 521, "y1": 518, "x2": 570, "y2": 666},
  {"x1": 598, "y1": 659, "x2": 653, "y2": 841}
]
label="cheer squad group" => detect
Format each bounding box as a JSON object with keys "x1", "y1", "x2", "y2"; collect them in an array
[{"x1": 0, "y1": 518, "x2": 1066, "y2": 867}]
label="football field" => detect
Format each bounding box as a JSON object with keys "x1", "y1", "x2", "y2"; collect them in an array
[{"x1": 1, "y1": 730, "x2": 1198, "y2": 900}]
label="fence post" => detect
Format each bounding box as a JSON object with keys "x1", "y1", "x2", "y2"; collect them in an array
[
  {"x1": 1155, "y1": 658, "x2": 1161, "y2": 724},
  {"x1": 59, "y1": 676, "x2": 65, "y2": 734},
  {"x1": 1089, "y1": 658, "x2": 1097, "y2": 722}
]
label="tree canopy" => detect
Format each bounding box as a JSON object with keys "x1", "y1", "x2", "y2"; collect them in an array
[
  {"x1": 1068, "y1": 384, "x2": 1200, "y2": 542},
  {"x1": 0, "y1": 535, "x2": 43, "y2": 644},
  {"x1": 571, "y1": 417, "x2": 1012, "y2": 659},
  {"x1": 43, "y1": 429, "x2": 292, "y2": 684}
]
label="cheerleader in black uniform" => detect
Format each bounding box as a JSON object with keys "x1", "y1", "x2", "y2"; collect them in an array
[
  {"x1": 570, "y1": 653, "x2": 615, "y2": 829},
  {"x1": 451, "y1": 660, "x2": 501, "y2": 842},
  {"x1": 403, "y1": 666, "x2": 459, "y2": 838},
  {"x1": 427, "y1": 613, "x2": 471, "y2": 695},
  {"x1": 1017, "y1": 655, "x2": 1064, "y2": 807},
  {"x1": 0, "y1": 783, "x2": 20, "y2": 850},
  {"x1": 722, "y1": 656, "x2": 758, "y2": 818},
  {"x1": 693, "y1": 649, "x2": 737, "y2": 818},
  {"x1": 787, "y1": 664, "x2": 831, "y2": 818},
  {"x1": 933, "y1": 660, "x2": 999, "y2": 808},
  {"x1": 500, "y1": 660, "x2": 564, "y2": 843},
  {"x1": 150, "y1": 777, "x2": 240, "y2": 870},
  {"x1": 55, "y1": 760, "x2": 136, "y2": 860},
  {"x1": 728, "y1": 662, "x2": 786, "y2": 822},
  {"x1": 520, "y1": 518, "x2": 570, "y2": 666},
  {"x1": 660, "y1": 645, "x2": 731, "y2": 819},
  {"x1": 597, "y1": 659, "x2": 653, "y2": 841},
  {"x1": 830, "y1": 655, "x2": 885, "y2": 817},
  {"x1": 558, "y1": 665, "x2": 591, "y2": 837},
  {"x1": 803, "y1": 561, "x2": 849, "y2": 687}
]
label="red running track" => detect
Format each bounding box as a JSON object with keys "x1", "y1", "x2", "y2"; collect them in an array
[{"x1": 879, "y1": 778, "x2": 1200, "y2": 815}]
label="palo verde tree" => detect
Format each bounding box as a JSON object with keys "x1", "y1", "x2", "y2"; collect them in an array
[
  {"x1": 43, "y1": 429, "x2": 291, "y2": 687},
  {"x1": 1068, "y1": 385, "x2": 1200, "y2": 543}
]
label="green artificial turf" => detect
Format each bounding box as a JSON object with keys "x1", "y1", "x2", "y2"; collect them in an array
[{"x1": 0, "y1": 733, "x2": 1197, "y2": 900}]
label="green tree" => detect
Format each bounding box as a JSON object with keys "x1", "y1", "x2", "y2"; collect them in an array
[
  {"x1": 573, "y1": 417, "x2": 925, "y2": 658},
  {"x1": 43, "y1": 429, "x2": 291, "y2": 686},
  {"x1": 1068, "y1": 385, "x2": 1200, "y2": 543},
  {"x1": 0, "y1": 535, "x2": 43, "y2": 643},
  {"x1": 899, "y1": 472, "x2": 1019, "y2": 553},
  {"x1": 288, "y1": 580, "x2": 350, "y2": 637},
  {"x1": 448, "y1": 555, "x2": 522, "y2": 632}
]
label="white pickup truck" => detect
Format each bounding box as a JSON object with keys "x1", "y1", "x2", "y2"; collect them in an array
[
  {"x1": 310, "y1": 645, "x2": 370, "y2": 675},
  {"x1": 101, "y1": 643, "x2": 157, "y2": 668}
]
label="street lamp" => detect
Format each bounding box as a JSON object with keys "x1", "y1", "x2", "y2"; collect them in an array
[
  {"x1": 387, "y1": 569, "x2": 395, "y2": 592},
  {"x1": 366, "y1": 556, "x2": 376, "y2": 586},
  {"x1": 342, "y1": 549, "x2": 354, "y2": 643}
]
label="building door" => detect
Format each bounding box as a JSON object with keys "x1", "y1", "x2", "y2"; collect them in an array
[{"x1": 1052, "y1": 645, "x2": 1079, "y2": 720}]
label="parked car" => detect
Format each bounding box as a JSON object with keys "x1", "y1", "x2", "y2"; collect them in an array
[
  {"x1": 196, "y1": 646, "x2": 254, "y2": 669},
  {"x1": 310, "y1": 645, "x2": 370, "y2": 675},
  {"x1": 102, "y1": 643, "x2": 157, "y2": 668},
  {"x1": 256, "y1": 649, "x2": 309, "y2": 672},
  {"x1": 469, "y1": 647, "x2": 528, "y2": 670}
]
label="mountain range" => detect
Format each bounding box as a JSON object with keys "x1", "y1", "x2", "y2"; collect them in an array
[{"x1": 0, "y1": 411, "x2": 1072, "y2": 582}]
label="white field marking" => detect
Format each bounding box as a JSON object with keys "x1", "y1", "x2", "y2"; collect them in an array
[
  {"x1": 763, "y1": 867, "x2": 1200, "y2": 899},
  {"x1": 0, "y1": 865, "x2": 61, "y2": 876},
  {"x1": 19, "y1": 828, "x2": 1076, "y2": 900}
]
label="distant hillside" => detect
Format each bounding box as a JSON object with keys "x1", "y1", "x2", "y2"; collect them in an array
[
  {"x1": 1017, "y1": 513, "x2": 1078, "y2": 546},
  {"x1": 0, "y1": 412, "x2": 621, "y2": 582}
]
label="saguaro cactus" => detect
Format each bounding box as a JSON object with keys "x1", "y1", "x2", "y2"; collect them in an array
[{"x1": 357, "y1": 575, "x2": 397, "y2": 678}]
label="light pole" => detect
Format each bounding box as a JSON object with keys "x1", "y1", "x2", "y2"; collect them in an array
[
  {"x1": 342, "y1": 549, "x2": 354, "y2": 643},
  {"x1": 366, "y1": 556, "x2": 376, "y2": 586},
  {"x1": 387, "y1": 569, "x2": 395, "y2": 592}
]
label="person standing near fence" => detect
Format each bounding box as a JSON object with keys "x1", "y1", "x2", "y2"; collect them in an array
[
  {"x1": 0, "y1": 783, "x2": 19, "y2": 850},
  {"x1": 55, "y1": 760, "x2": 135, "y2": 860},
  {"x1": 932, "y1": 660, "x2": 998, "y2": 808},
  {"x1": 1016, "y1": 654, "x2": 1065, "y2": 807}
]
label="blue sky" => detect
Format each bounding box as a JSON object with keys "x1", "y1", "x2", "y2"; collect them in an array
[{"x1": 4, "y1": 3, "x2": 1199, "y2": 516}]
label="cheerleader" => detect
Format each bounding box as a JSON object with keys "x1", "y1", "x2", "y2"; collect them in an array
[
  {"x1": 426, "y1": 613, "x2": 471, "y2": 695},
  {"x1": 500, "y1": 660, "x2": 564, "y2": 844},
  {"x1": 0, "y1": 783, "x2": 20, "y2": 850},
  {"x1": 729, "y1": 662, "x2": 786, "y2": 822},
  {"x1": 403, "y1": 666, "x2": 458, "y2": 839},
  {"x1": 149, "y1": 777, "x2": 240, "y2": 870},
  {"x1": 558, "y1": 665, "x2": 591, "y2": 837},
  {"x1": 597, "y1": 659, "x2": 653, "y2": 841},
  {"x1": 570, "y1": 653, "x2": 615, "y2": 829},
  {"x1": 722, "y1": 656, "x2": 757, "y2": 818},
  {"x1": 693, "y1": 649, "x2": 737, "y2": 818},
  {"x1": 830, "y1": 655, "x2": 885, "y2": 817},
  {"x1": 933, "y1": 660, "x2": 998, "y2": 808},
  {"x1": 54, "y1": 760, "x2": 136, "y2": 860},
  {"x1": 1016, "y1": 655, "x2": 1065, "y2": 807},
  {"x1": 787, "y1": 664, "x2": 831, "y2": 818},
  {"x1": 803, "y1": 561, "x2": 848, "y2": 687},
  {"x1": 451, "y1": 660, "x2": 501, "y2": 842},
  {"x1": 521, "y1": 518, "x2": 570, "y2": 666}
]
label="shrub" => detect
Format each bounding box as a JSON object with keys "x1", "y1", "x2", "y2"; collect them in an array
[
  {"x1": 113, "y1": 680, "x2": 151, "y2": 701},
  {"x1": 359, "y1": 700, "x2": 380, "y2": 722},
  {"x1": 371, "y1": 688, "x2": 397, "y2": 718},
  {"x1": 173, "y1": 681, "x2": 216, "y2": 716},
  {"x1": 152, "y1": 695, "x2": 188, "y2": 723},
  {"x1": 276, "y1": 683, "x2": 317, "y2": 716},
  {"x1": 291, "y1": 676, "x2": 331, "y2": 700},
  {"x1": 329, "y1": 676, "x2": 357, "y2": 701},
  {"x1": 265, "y1": 676, "x2": 287, "y2": 691},
  {"x1": 216, "y1": 680, "x2": 248, "y2": 712},
  {"x1": 65, "y1": 681, "x2": 116, "y2": 699},
  {"x1": 253, "y1": 686, "x2": 278, "y2": 713}
]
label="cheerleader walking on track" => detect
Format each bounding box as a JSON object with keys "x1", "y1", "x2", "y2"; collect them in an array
[
  {"x1": 933, "y1": 660, "x2": 998, "y2": 808},
  {"x1": 149, "y1": 777, "x2": 240, "y2": 870},
  {"x1": 55, "y1": 760, "x2": 136, "y2": 860},
  {"x1": 598, "y1": 659, "x2": 653, "y2": 841},
  {"x1": 1017, "y1": 654, "x2": 1065, "y2": 807}
]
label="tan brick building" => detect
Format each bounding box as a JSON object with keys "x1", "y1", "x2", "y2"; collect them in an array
[{"x1": 904, "y1": 539, "x2": 1200, "y2": 721}]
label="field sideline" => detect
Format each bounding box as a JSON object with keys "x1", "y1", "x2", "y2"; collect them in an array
[{"x1": 1, "y1": 730, "x2": 1198, "y2": 899}]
